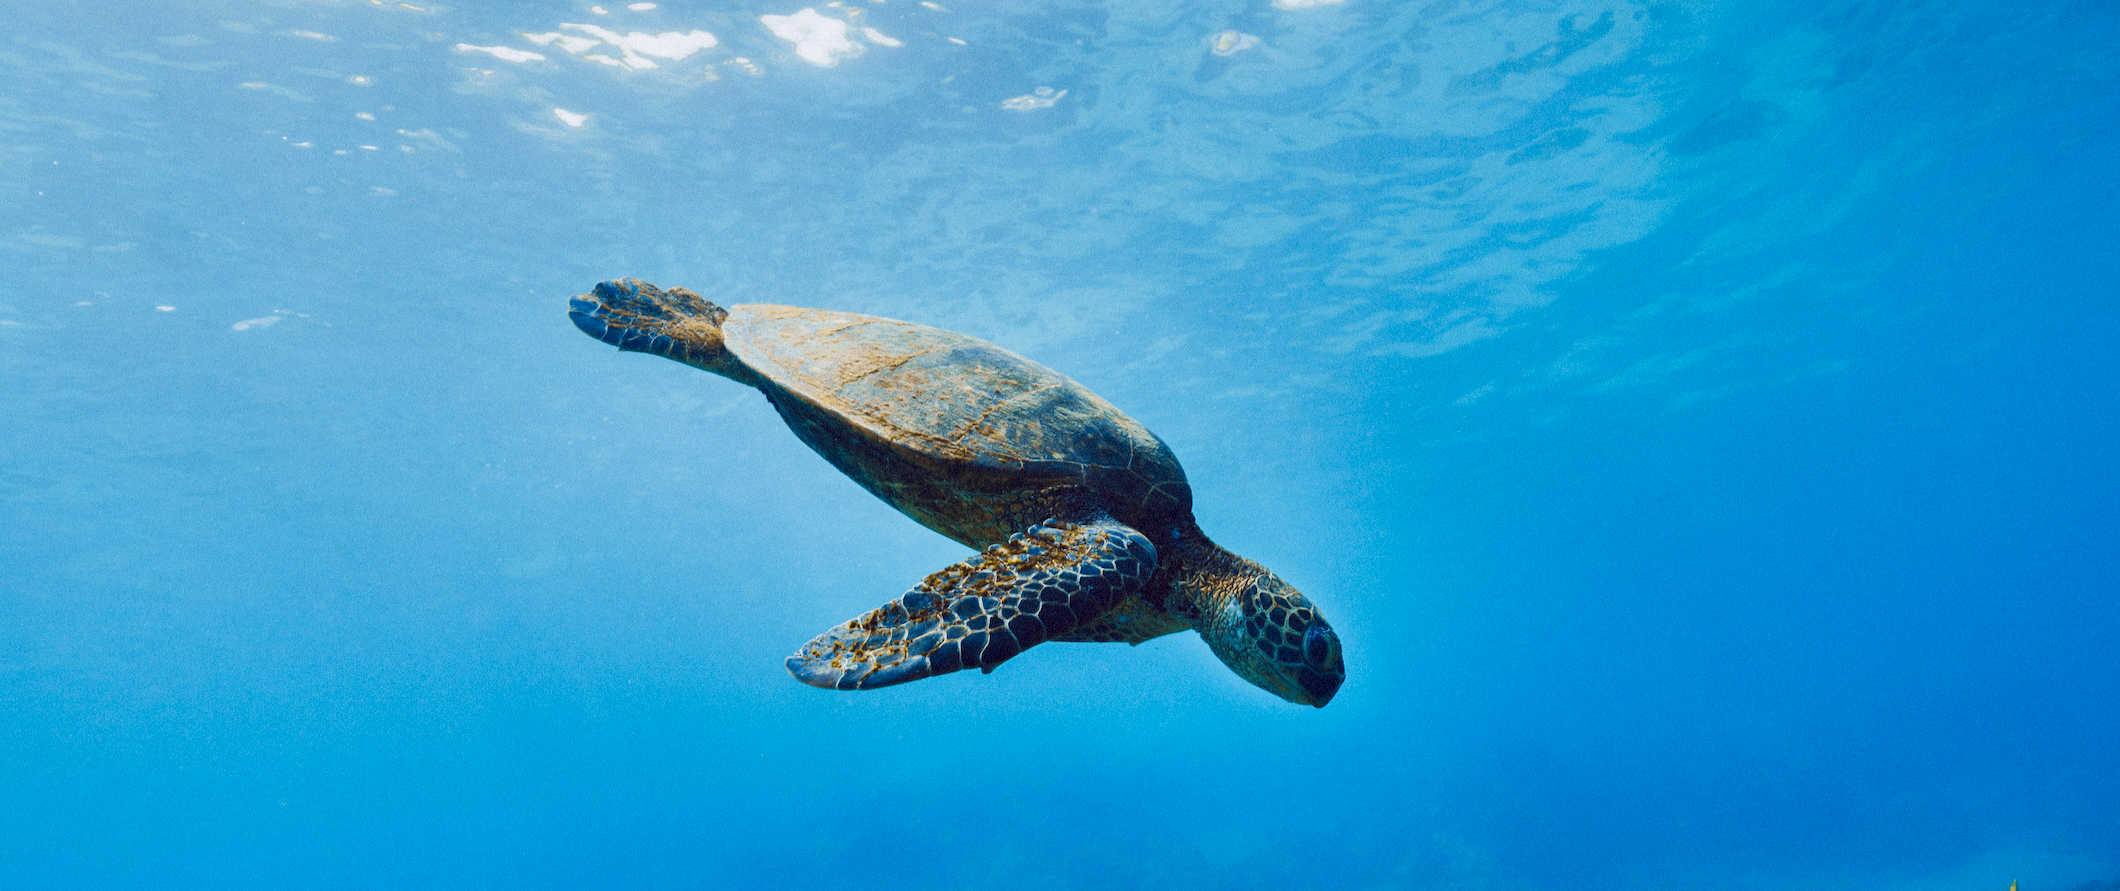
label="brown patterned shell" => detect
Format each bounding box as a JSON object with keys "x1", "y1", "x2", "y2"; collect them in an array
[{"x1": 721, "y1": 304, "x2": 1192, "y2": 542}]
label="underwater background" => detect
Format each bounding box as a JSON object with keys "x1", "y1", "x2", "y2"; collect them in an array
[{"x1": 3, "y1": 0, "x2": 2115, "y2": 888}]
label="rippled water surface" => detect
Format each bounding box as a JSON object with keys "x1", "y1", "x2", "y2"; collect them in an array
[{"x1": 4, "y1": 1, "x2": 2116, "y2": 888}]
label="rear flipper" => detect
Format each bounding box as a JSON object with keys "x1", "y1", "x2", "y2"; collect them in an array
[
  {"x1": 568, "y1": 279, "x2": 756, "y2": 383},
  {"x1": 787, "y1": 515, "x2": 1158, "y2": 690}
]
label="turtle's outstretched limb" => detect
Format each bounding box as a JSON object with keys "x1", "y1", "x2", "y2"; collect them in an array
[
  {"x1": 787, "y1": 516, "x2": 1158, "y2": 690},
  {"x1": 568, "y1": 279, "x2": 760, "y2": 385}
]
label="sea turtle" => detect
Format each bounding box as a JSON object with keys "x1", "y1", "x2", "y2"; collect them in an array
[{"x1": 568, "y1": 278, "x2": 1345, "y2": 707}]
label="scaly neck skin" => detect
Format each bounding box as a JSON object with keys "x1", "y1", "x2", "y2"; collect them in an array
[
  {"x1": 1155, "y1": 519, "x2": 1344, "y2": 707},
  {"x1": 1154, "y1": 521, "x2": 1262, "y2": 634}
]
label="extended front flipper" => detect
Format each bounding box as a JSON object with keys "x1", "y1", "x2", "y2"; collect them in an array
[{"x1": 786, "y1": 516, "x2": 1158, "y2": 690}]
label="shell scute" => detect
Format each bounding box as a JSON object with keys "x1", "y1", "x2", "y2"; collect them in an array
[{"x1": 721, "y1": 303, "x2": 1191, "y2": 538}]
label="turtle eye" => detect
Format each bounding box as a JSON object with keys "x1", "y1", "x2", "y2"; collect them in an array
[{"x1": 1303, "y1": 623, "x2": 1339, "y2": 669}]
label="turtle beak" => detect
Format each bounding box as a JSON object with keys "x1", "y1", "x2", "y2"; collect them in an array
[
  {"x1": 1297, "y1": 664, "x2": 1341, "y2": 707},
  {"x1": 1260, "y1": 664, "x2": 1338, "y2": 708}
]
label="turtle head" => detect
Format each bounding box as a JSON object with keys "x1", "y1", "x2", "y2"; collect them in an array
[{"x1": 1201, "y1": 568, "x2": 1345, "y2": 708}]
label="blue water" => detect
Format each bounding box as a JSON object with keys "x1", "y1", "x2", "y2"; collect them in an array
[{"x1": 4, "y1": 1, "x2": 2116, "y2": 887}]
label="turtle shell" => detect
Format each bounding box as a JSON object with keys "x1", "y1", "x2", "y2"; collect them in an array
[{"x1": 721, "y1": 304, "x2": 1191, "y2": 545}]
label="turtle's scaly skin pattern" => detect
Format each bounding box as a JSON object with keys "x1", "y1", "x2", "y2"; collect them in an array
[
  {"x1": 567, "y1": 281, "x2": 758, "y2": 386},
  {"x1": 1171, "y1": 538, "x2": 1346, "y2": 703},
  {"x1": 1049, "y1": 597, "x2": 1187, "y2": 644},
  {"x1": 787, "y1": 517, "x2": 1156, "y2": 689}
]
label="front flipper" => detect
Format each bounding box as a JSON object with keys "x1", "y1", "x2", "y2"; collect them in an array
[{"x1": 787, "y1": 516, "x2": 1158, "y2": 691}]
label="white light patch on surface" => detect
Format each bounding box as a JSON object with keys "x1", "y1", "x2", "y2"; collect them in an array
[
  {"x1": 1272, "y1": 0, "x2": 1344, "y2": 8},
  {"x1": 155, "y1": 305, "x2": 176, "y2": 312},
  {"x1": 354, "y1": 111, "x2": 376, "y2": 120},
  {"x1": 1209, "y1": 30, "x2": 1260, "y2": 56},
  {"x1": 553, "y1": 108, "x2": 588, "y2": 127},
  {"x1": 287, "y1": 29, "x2": 336, "y2": 41},
  {"x1": 522, "y1": 25, "x2": 716, "y2": 69},
  {"x1": 232, "y1": 316, "x2": 283, "y2": 332},
  {"x1": 612, "y1": 28, "x2": 717, "y2": 63},
  {"x1": 945, "y1": 36, "x2": 966, "y2": 45},
  {"x1": 456, "y1": 43, "x2": 546, "y2": 63},
  {"x1": 1000, "y1": 86, "x2": 1065, "y2": 111},
  {"x1": 524, "y1": 32, "x2": 600, "y2": 54},
  {"x1": 862, "y1": 27, "x2": 902, "y2": 47},
  {"x1": 628, "y1": 2, "x2": 657, "y2": 8},
  {"x1": 761, "y1": 9, "x2": 862, "y2": 67}
]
